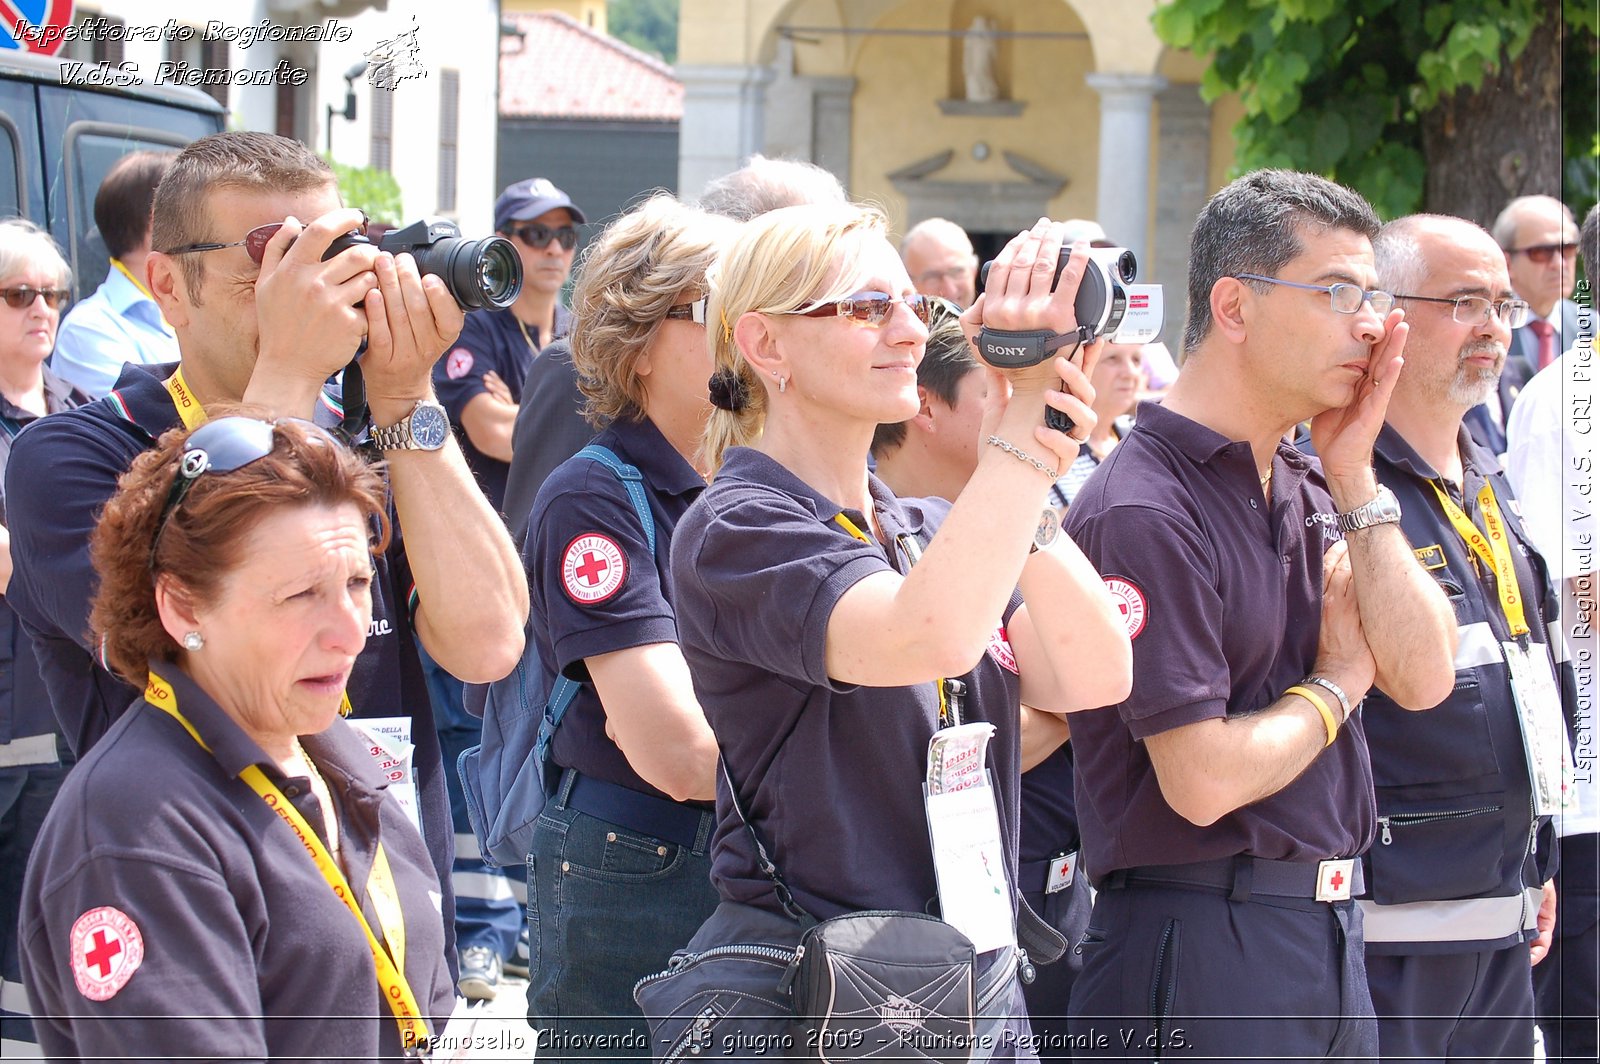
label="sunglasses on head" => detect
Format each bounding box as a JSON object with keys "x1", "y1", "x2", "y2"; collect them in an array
[
  {"x1": 795, "y1": 291, "x2": 936, "y2": 328},
  {"x1": 509, "y1": 223, "x2": 579, "y2": 251},
  {"x1": 1511, "y1": 242, "x2": 1578, "y2": 265},
  {"x1": 163, "y1": 215, "x2": 370, "y2": 267},
  {"x1": 0, "y1": 285, "x2": 71, "y2": 310},
  {"x1": 149, "y1": 417, "x2": 328, "y2": 567}
]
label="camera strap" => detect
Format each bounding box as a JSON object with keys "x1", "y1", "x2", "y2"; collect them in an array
[{"x1": 975, "y1": 324, "x2": 1093, "y2": 369}]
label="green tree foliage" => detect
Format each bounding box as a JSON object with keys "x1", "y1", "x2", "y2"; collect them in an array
[
  {"x1": 609, "y1": 0, "x2": 678, "y2": 64},
  {"x1": 327, "y1": 159, "x2": 404, "y2": 225},
  {"x1": 1154, "y1": 0, "x2": 1595, "y2": 221}
]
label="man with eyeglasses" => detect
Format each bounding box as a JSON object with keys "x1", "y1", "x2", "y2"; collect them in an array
[
  {"x1": 901, "y1": 217, "x2": 979, "y2": 309},
  {"x1": 1505, "y1": 203, "x2": 1600, "y2": 1064},
  {"x1": 1484, "y1": 196, "x2": 1587, "y2": 445},
  {"x1": 1351, "y1": 212, "x2": 1570, "y2": 1062},
  {"x1": 2, "y1": 132, "x2": 529, "y2": 984},
  {"x1": 1062, "y1": 169, "x2": 1458, "y2": 1060}
]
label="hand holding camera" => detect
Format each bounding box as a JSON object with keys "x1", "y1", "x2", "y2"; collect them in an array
[
  {"x1": 250, "y1": 208, "x2": 383, "y2": 410},
  {"x1": 969, "y1": 221, "x2": 1165, "y2": 434},
  {"x1": 961, "y1": 221, "x2": 1097, "y2": 444}
]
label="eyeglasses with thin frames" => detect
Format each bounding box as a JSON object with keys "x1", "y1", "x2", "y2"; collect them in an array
[
  {"x1": 791, "y1": 291, "x2": 936, "y2": 328},
  {"x1": 0, "y1": 285, "x2": 71, "y2": 310},
  {"x1": 162, "y1": 214, "x2": 369, "y2": 267},
  {"x1": 1391, "y1": 293, "x2": 1531, "y2": 329},
  {"x1": 665, "y1": 297, "x2": 707, "y2": 325},
  {"x1": 1235, "y1": 273, "x2": 1395, "y2": 316}
]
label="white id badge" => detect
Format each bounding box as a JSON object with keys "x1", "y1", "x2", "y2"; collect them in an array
[
  {"x1": 1046, "y1": 851, "x2": 1078, "y2": 894},
  {"x1": 351, "y1": 716, "x2": 423, "y2": 835},
  {"x1": 924, "y1": 723, "x2": 1014, "y2": 953},
  {"x1": 1503, "y1": 641, "x2": 1576, "y2": 817}
]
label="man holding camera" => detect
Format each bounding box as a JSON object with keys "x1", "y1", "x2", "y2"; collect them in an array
[
  {"x1": 4, "y1": 132, "x2": 528, "y2": 941},
  {"x1": 1060, "y1": 170, "x2": 1457, "y2": 1059}
]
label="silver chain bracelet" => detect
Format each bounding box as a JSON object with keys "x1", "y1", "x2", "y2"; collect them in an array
[{"x1": 985, "y1": 435, "x2": 1058, "y2": 481}]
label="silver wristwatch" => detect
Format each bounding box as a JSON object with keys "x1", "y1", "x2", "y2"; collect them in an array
[
  {"x1": 1335, "y1": 485, "x2": 1402, "y2": 534},
  {"x1": 370, "y1": 400, "x2": 450, "y2": 452}
]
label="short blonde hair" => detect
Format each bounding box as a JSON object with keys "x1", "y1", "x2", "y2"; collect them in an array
[
  {"x1": 0, "y1": 218, "x2": 71, "y2": 289},
  {"x1": 702, "y1": 202, "x2": 888, "y2": 471},
  {"x1": 570, "y1": 194, "x2": 734, "y2": 428}
]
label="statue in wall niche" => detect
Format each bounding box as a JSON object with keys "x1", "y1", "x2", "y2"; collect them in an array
[{"x1": 963, "y1": 16, "x2": 999, "y2": 102}]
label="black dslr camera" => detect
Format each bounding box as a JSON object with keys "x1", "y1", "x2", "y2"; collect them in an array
[
  {"x1": 324, "y1": 218, "x2": 523, "y2": 311},
  {"x1": 975, "y1": 247, "x2": 1164, "y2": 369}
]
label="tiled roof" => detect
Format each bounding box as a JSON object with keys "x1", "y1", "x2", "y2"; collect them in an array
[{"x1": 500, "y1": 10, "x2": 682, "y2": 122}]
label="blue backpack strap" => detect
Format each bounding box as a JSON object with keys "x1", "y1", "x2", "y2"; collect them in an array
[
  {"x1": 574, "y1": 444, "x2": 656, "y2": 555},
  {"x1": 533, "y1": 675, "x2": 581, "y2": 767},
  {"x1": 532, "y1": 445, "x2": 657, "y2": 766}
]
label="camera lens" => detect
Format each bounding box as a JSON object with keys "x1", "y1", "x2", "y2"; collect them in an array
[
  {"x1": 1111, "y1": 250, "x2": 1137, "y2": 283},
  {"x1": 469, "y1": 237, "x2": 522, "y2": 309}
]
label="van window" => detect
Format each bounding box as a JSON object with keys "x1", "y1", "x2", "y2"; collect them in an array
[
  {"x1": 61, "y1": 126, "x2": 188, "y2": 299},
  {"x1": 0, "y1": 117, "x2": 21, "y2": 220}
]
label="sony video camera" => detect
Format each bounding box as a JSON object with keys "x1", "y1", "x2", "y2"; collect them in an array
[
  {"x1": 325, "y1": 218, "x2": 523, "y2": 311},
  {"x1": 976, "y1": 247, "x2": 1164, "y2": 369}
]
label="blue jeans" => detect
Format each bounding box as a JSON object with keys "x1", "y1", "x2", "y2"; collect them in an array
[
  {"x1": 527, "y1": 771, "x2": 718, "y2": 1063},
  {"x1": 421, "y1": 643, "x2": 522, "y2": 960}
]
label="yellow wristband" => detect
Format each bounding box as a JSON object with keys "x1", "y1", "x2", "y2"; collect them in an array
[{"x1": 1287, "y1": 684, "x2": 1340, "y2": 748}]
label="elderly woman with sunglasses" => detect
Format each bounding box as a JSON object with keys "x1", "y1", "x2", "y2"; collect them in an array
[
  {"x1": 657, "y1": 206, "x2": 1132, "y2": 1057},
  {"x1": 18, "y1": 415, "x2": 455, "y2": 1059},
  {"x1": 0, "y1": 219, "x2": 90, "y2": 1047},
  {"x1": 512, "y1": 194, "x2": 735, "y2": 1060}
]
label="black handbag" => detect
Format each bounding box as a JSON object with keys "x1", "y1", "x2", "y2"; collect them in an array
[{"x1": 637, "y1": 755, "x2": 1018, "y2": 1064}]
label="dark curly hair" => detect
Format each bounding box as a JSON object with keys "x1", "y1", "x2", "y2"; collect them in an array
[{"x1": 89, "y1": 409, "x2": 390, "y2": 685}]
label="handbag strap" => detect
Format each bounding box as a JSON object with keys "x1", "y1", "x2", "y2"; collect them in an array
[{"x1": 718, "y1": 753, "x2": 817, "y2": 927}]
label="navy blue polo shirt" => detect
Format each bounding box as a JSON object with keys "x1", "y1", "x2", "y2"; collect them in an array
[
  {"x1": 526, "y1": 414, "x2": 709, "y2": 802},
  {"x1": 671, "y1": 447, "x2": 1026, "y2": 921},
  {"x1": 2, "y1": 361, "x2": 457, "y2": 902},
  {"x1": 0, "y1": 367, "x2": 88, "y2": 752},
  {"x1": 20, "y1": 665, "x2": 453, "y2": 1058},
  {"x1": 1063, "y1": 401, "x2": 1376, "y2": 879},
  {"x1": 432, "y1": 303, "x2": 571, "y2": 514}
]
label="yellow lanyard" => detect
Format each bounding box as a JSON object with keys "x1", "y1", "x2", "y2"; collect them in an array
[
  {"x1": 110, "y1": 257, "x2": 156, "y2": 302},
  {"x1": 143, "y1": 672, "x2": 428, "y2": 1048},
  {"x1": 833, "y1": 513, "x2": 960, "y2": 727},
  {"x1": 162, "y1": 366, "x2": 206, "y2": 431},
  {"x1": 1429, "y1": 480, "x2": 1530, "y2": 639}
]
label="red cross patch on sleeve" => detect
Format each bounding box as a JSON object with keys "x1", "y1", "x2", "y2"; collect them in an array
[
  {"x1": 445, "y1": 348, "x2": 474, "y2": 379},
  {"x1": 561, "y1": 533, "x2": 628, "y2": 605},
  {"x1": 69, "y1": 906, "x2": 144, "y2": 1001},
  {"x1": 1102, "y1": 577, "x2": 1148, "y2": 640}
]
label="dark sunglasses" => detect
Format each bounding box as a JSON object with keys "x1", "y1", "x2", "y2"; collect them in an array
[
  {"x1": 0, "y1": 285, "x2": 71, "y2": 310},
  {"x1": 149, "y1": 417, "x2": 326, "y2": 567},
  {"x1": 163, "y1": 215, "x2": 369, "y2": 267},
  {"x1": 1511, "y1": 242, "x2": 1578, "y2": 265},
  {"x1": 508, "y1": 223, "x2": 579, "y2": 251},
  {"x1": 796, "y1": 291, "x2": 935, "y2": 328}
]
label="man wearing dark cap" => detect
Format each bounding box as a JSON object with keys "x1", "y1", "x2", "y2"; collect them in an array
[
  {"x1": 428, "y1": 177, "x2": 587, "y2": 1000},
  {"x1": 432, "y1": 177, "x2": 586, "y2": 518}
]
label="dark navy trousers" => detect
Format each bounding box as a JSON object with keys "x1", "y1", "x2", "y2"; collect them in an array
[
  {"x1": 1366, "y1": 947, "x2": 1534, "y2": 1062},
  {"x1": 1067, "y1": 882, "x2": 1376, "y2": 1062}
]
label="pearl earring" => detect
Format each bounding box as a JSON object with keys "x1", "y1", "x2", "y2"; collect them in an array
[{"x1": 182, "y1": 631, "x2": 204, "y2": 651}]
